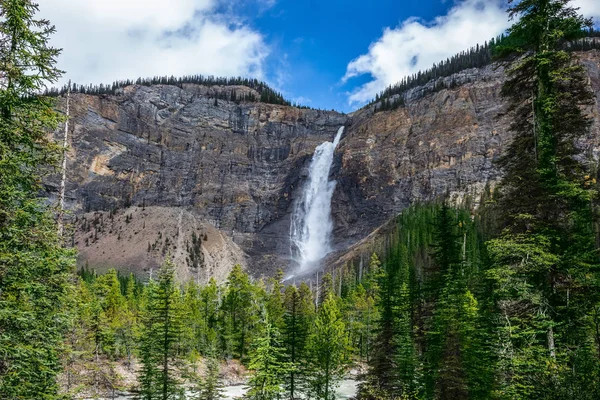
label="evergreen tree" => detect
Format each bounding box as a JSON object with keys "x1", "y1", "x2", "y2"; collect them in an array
[
  {"x1": 0, "y1": 1, "x2": 75, "y2": 397},
  {"x1": 137, "y1": 259, "x2": 184, "y2": 400},
  {"x1": 194, "y1": 341, "x2": 224, "y2": 400},
  {"x1": 182, "y1": 280, "x2": 203, "y2": 356},
  {"x1": 245, "y1": 318, "x2": 290, "y2": 400},
  {"x1": 488, "y1": 0, "x2": 600, "y2": 397},
  {"x1": 266, "y1": 269, "x2": 285, "y2": 331},
  {"x1": 306, "y1": 294, "x2": 350, "y2": 400},
  {"x1": 221, "y1": 265, "x2": 259, "y2": 361},
  {"x1": 199, "y1": 278, "x2": 220, "y2": 354},
  {"x1": 425, "y1": 206, "x2": 492, "y2": 399},
  {"x1": 319, "y1": 273, "x2": 334, "y2": 306},
  {"x1": 360, "y1": 246, "x2": 412, "y2": 399},
  {"x1": 282, "y1": 283, "x2": 314, "y2": 399}
]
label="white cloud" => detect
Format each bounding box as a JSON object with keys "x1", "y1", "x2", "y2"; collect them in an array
[
  {"x1": 343, "y1": 0, "x2": 600, "y2": 105},
  {"x1": 574, "y1": 0, "x2": 600, "y2": 23},
  {"x1": 39, "y1": 0, "x2": 269, "y2": 87},
  {"x1": 342, "y1": 0, "x2": 511, "y2": 105}
]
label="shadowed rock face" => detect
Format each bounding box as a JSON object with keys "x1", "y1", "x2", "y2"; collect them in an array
[{"x1": 48, "y1": 50, "x2": 600, "y2": 280}]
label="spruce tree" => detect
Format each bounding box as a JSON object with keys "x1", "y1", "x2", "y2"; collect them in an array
[
  {"x1": 137, "y1": 259, "x2": 184, "y2": 400},
  {"x1": 282, "y1": 284, "x2": 313, "y2": 399},
  {"x1": 425, "y1": 206, "x2": 491, "y2": 399},
  {"x1": 194, "y1": 341, "x2": 224, "y2": 400},
  {"x1": 306, "y1": 294, "x2": 350, "y2": 400},
  {"x1": 0, "y1": 1, "x2": 74, "y2": 397},
  {"x1": 200, "y1": 278, "x2": 220, "y2": 354},
  {"x1": 244, "y1": 318, "x2": 290, "y2": 400},
  {"x1": 488, "y1": 0, "x2": 600, "y2": 397},
  {"x1": 360, "y1": 246, "x2": 412, "y2": 399},
  {"x1": 221, "y1": 265, "x2": 259, "y2": 361},
  {"x1": 266, "y1": 269, "x2": 285, "y2": 331}
]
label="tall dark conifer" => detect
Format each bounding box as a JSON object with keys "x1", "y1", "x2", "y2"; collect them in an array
[
  {"x1": 488, "y1": 0, "x2": 600, "y2": 397},
  {"x1": 0, "y1": 1, "x2": 74, "y2": 397},
  {"x1": 138, "y1": 260, "x2": 183, "y2": 400}
]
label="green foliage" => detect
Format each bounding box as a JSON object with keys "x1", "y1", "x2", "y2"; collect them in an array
[
  {"x1": 306, "y1": 294, "x2": 351, "y2": 400},
  {"x1": 193, "y1": 342, "x2": 224, "y2": 400},
  {"x1": 137, "y1": 259, "x2": 184, "y2": 400},
  {"x1": 244, "y1": 318, "x2": 290, "y2": 400},
  {"x1": 487, "y1": 1, "x2": 600, "y2": 398},
  {"x1": 282, "y1": 283, "x2": 314, "y2": 398},
  {"x1": 46, "y1": 75, "x2": 292, "y2": 107},
  {"x1": 265, "y1": 269, "x2": 285, "y2": 331},
  {"x1": 357, "y1": 203, "x2": 494, "y2": 400},
  {"x1": 221, "y1": 265, "x2": 260, "y2": 361},
  {"x1": 0, "y1": 0, "x2": 75, "y2": 397}
]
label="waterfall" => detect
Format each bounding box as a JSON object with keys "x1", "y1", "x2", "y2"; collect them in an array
[{"x1": 290, "y1": 126, "x2": 345, "y2": 272}]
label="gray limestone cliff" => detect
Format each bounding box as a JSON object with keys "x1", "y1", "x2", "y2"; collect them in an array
[{"x1": 47, "y1": 50, "x2": 600, "y2": 280}]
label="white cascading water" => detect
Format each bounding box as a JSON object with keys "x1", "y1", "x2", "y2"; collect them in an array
[{"x1": 290, "y1": 126, "x2": 345, "y2": 272}]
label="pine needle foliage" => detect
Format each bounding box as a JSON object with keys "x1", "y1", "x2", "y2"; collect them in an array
[{"x1": 0, "y1": 1, "x2": 75, "y2": 397}]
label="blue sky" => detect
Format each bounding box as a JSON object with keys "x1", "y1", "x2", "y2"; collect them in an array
[
  {"x1": 41, "y1": 0, "x2": 600, "y2": 113},
  {"x1": 230, "y1": 0, "x2": 449, "y2": 111}
]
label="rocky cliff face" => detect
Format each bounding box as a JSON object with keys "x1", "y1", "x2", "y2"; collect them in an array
[
  {"x1": 49, "y1": 50, "x2": 600, "y2": 280},
  {"x1": 49, "y1": 84, "x2": 347, "y2": 280},
  {"x1": 332, "y1": 50, "x2": 600, "y2": 252}
]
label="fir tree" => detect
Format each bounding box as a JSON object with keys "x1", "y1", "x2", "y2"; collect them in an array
[
  {"x1": 359, "y1": 246, "x2": 411, "y2": 399},
  {"x1": 200, "y1": 278, "x2": 220, "y2": 354},
  {"x1": 221, "y1": 265, "x2": 259, "y2": 361},
  {"x1": 194, "y1": 341, "x2": 224, "y2": 400},
  {"x1": 0, "y1": 1, "x2": 75, "y2": 397},
  {"x1": 266, "y1": 269, "x2": 285, "y2": 331},
  {"x1": 137, "y1": 259, "x2": 184, "y2": 400},
  {"x1": 244, "y1": 318, "x2": 290, "y2": 400},
  {"x1": 488, "y1": 0, "x2": 600, "y2": 397},
  {"x1": 306, "y1": 294, "x2": 350, "y2": 400},
  {"x1": 282, "y1": 283, "x2": 314, "y2": 399}
]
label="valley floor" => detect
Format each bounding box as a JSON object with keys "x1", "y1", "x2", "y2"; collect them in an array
[
  {"x1": 62, "y1": 356, "x2": 359, "y2": 400},
  {"x1": 84, "y1": 380, "x2": 358, "y2": 400}
]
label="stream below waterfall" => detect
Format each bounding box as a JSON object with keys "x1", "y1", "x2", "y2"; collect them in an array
[{"x1": 88, "y1": 379, "x2": 358, "y2": 399}]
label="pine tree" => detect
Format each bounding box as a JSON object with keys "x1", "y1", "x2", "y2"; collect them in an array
[
  {"x1": 266, "y1": 269, "x2": 285, "y2": 331},
  {"x1": 488, "y1": 0, "x2": 600, "y2": 397},
  {"x1": 182, "y1": 280, "x2": 203, "y2": 356},
  {"x1": 137, "y1": 259, "x2": 184, "y2": 400},
  {"x1": 319, "y1": 273, "x2": 334, "y2": 306},
  {"x1": 221, "y1": 265, "x2": 259, "y2": 361},
  {"x1": 282, "y1": 284, "x2": 314, "y2": 399},
  {"x1": 425, "y1": 206, "x2": 492, "y2": 399},
  {"x1": 244, "y1": 318, "x2": 290, "y2": 400},
  {"x1": 194, "y1": 341, "x2": 224, "y2": 400},
  {"x1": 360, "y1": 246, "x2": 408, "y2": 399},
  {"x1": 343, "y1": 255, "x2": 382, "y2": 365},
  {"x1": 199, "y1": 278, "x2": 220, "y2": 354},
  {"x1": 0, "y1": 1, "x2": 75, "y2": 397},
  {"x1": 306, "y1": 294, "x2": 350, "y2": 400}
]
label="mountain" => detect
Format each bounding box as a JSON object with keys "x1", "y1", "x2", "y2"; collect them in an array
[{"x1": 46, "y1": 49, "x2": 600, "y2": 281}]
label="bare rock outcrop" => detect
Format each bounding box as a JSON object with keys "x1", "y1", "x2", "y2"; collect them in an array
[{"x1": 47, "y1": 50, "x2": 600, "y2": 279}]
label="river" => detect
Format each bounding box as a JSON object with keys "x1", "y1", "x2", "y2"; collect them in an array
[{"x1": 90, "y1": 379, "x2": 358, "y2": 399}]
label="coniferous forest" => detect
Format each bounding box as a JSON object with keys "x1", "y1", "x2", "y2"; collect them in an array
[{"x1": 2, "y1": 0, "x2": 600, "y2": 399}]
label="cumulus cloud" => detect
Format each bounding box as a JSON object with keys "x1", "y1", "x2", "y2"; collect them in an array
[
  {"x1": 39, "y1": 0, "x2": 269, "y2": 87},
  {"x1": 574, "y1": 0, "x2": 600, "y2": 23},
  {"x1": 342, "y1": 0, "x2": 510, "y2": 105}
]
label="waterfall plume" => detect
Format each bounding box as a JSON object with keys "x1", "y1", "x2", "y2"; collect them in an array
[{"x1": 290, "y1": 126, "x2": 345, "y2": 272}]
